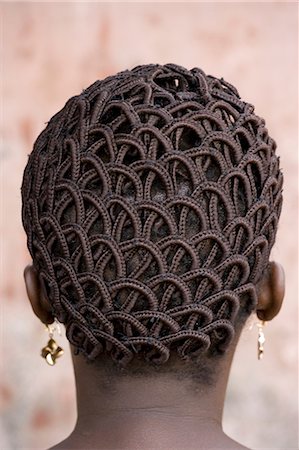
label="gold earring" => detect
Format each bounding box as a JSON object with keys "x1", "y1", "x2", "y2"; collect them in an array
[
  {"x1": 41, "y1": 318, "x2": 64, "y2": 365},
  {"x1": 257, "y1": 320, "x2": 266, "y2": 360}
]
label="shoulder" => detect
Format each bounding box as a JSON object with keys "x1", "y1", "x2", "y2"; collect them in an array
[{"x1": 221, "y1": 434, "x2": 251, "y2": 450}]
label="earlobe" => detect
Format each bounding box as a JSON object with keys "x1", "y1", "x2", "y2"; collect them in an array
[
  {"x1": 24, "y1": 264, "x2": 54, "y2": 325},
  {"x1": 256, "y1": 261, "x2": 285, "y2": 321}
]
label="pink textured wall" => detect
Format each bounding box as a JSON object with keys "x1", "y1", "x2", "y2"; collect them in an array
[{"x1": 1, "y1": 2, "x2": 298, "y2": 449}]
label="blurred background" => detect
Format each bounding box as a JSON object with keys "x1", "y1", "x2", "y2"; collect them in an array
[{"x1": 1, "y1": 2, "x2": 298, "y2": 449}]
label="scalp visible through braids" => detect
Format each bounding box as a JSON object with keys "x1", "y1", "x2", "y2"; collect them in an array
[{"x1": 21, "y1": 63, "x2": 283, "y2": 369}]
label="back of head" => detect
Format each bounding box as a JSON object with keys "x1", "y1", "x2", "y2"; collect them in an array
[{"x1": 21, "y1": 63, "x2": 283, "y2": 372}]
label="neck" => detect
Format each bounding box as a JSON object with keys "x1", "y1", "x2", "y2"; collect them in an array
[{"x1": 53, "y1": 347, "x2": 243, "y2": 450}]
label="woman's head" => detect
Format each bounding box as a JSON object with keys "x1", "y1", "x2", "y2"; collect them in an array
[{"x1": 21, "y1": 63, "x2": 284, "y2": 377}]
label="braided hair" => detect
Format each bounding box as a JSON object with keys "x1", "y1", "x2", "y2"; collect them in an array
[{"x1": 21, "y1": 63, "x2": 283, "y2": 368}]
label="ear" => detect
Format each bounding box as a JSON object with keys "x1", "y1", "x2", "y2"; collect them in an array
[
  {"x1": 256, "y1": 261, "x2": 285, "y2": 321},
  {"x1": 24, "y1": 264, "x2": 55, "y2": 325}
]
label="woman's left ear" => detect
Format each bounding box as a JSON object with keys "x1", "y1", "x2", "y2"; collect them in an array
[
  {"x1": 24, "y1": 264, "x2": 54, "y2": 325},
  {"x1": 256, "y1": 261, "x2": 285, "y2": 321}
]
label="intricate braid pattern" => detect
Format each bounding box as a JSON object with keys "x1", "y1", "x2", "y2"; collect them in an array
[{"x1": 21, "y1": 64, "x2": 283, "y2": 366}]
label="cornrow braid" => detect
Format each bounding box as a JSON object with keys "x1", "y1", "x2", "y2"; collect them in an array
[{"x1": 21, "y1": 63, "x2": 283, "y2": 367}]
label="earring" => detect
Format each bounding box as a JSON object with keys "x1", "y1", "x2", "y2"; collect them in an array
[
  {"x1": 41, "y1": 318, "x2": 64, "y2": 365},
  {"x1": 257, "y1": 320, "x2": 266, "y2": 360}
]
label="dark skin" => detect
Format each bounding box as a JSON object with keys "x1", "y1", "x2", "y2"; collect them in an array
[{"x1": 24, "y1": 262, "x2": 285, "y2": 450}]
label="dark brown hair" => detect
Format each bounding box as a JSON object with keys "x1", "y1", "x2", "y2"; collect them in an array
[{"x1": 21, "y1": 63, "x2": 283, "y2": 368}]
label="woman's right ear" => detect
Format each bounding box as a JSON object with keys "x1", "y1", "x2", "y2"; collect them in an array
[
  {"x1": 24, "y1": 264, "x2": 54, "y2": 325},
  {"x1": 256, "y1": 261, "x2": 285, "y2": 321}
]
